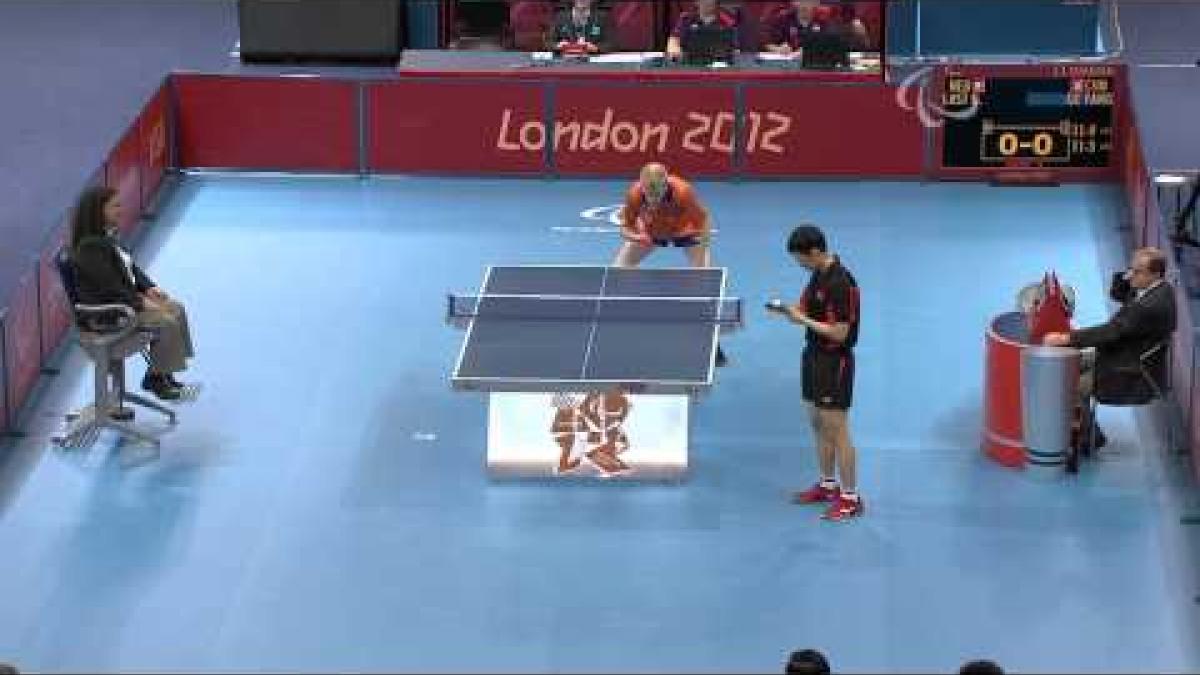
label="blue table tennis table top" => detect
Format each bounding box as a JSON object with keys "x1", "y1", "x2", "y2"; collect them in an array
[{"x1": 450, "y1": 265, "x2": 736, "y2": 395}]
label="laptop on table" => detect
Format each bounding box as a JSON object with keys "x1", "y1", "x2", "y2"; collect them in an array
[
  {"x1": 682, "y1": 25, "x2": 736, "y2": 66},
  {"x1": 801, "y1": 28, "x2": 851, "y2": 69}
]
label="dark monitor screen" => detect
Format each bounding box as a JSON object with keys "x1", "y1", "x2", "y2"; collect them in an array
[
  {"x1": 682, "y1": 25, "x2": 736, "y2": 66},
  {"x1": 802, "y1": 29, "x2": 851, "y2": 69},
  {"x1": 238, "y1": 0, "x2": 403, "y2": 61}
]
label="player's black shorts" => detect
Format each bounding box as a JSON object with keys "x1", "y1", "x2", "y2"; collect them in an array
[
  {"x1": 802, "y1": 347, "x2": 855, "y2": 410},
  {"x1": 651, "y1": 235, "x2": 701, "y2": 248}
]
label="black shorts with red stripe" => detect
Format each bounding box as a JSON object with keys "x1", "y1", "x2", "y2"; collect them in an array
[{"x1": 802, "y1": 347, "x2": 854, "y2": 410}]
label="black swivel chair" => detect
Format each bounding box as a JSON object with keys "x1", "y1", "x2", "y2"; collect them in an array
[
  {"x1": 51, "y1": 249, "x2": 175, "y2": 451},
  {"x1": 1068, "y1": 339, "x2": 1174, "y2": 473}
]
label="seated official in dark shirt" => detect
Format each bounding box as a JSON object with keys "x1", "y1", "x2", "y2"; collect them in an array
[
  {"x1": 551, "y1": 0, "x2": 609, "y2": 55},
  {"x1": 666, "y1": 0, "x2": 738, "y2": 63},
  {"x1": 764, "y1": 0, "x2": 869, "y2": 55}
]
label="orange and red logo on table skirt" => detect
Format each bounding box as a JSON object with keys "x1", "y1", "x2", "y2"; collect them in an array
[{"x1": 550, "y1": 389, "x2": 632, "y2": 476}]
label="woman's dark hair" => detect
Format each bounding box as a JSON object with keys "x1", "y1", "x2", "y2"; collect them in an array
[
  {"x1": 70, "y1": 185, "x2": 117, "y2": 251},
  {"x1": 785, "y1": 648, "x2": 831, "y2": 675},
  {"x1": 786, "y1": 224, "x2": 827, "y2": 255}
]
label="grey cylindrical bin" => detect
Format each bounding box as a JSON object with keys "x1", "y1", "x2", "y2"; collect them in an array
[{"x1": 1020, "y1": 346, "x2": 1080, "y2": 466}]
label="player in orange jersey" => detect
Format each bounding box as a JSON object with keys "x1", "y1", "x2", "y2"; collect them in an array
[{"x1": 612, "y1": 163, "x2": 728, "y2": 366}]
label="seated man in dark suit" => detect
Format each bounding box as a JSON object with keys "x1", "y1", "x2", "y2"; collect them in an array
[
  {"x1": 1043, "y1": 247, "x2": 1177, "y2": 448},
  {"x1": 666, "y1": 0, "x2": 738, "y2": 64},
  {"x1": 551, "y1": 0, "x2": 610, "y2": 55}
]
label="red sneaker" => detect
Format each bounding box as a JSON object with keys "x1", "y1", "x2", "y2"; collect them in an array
[
  {"x1": 821, "y1": 494, "x2": 865, "y2": 521},
  {"x1": 791, "y1": 483, "x2": 839, "y2": 504}
]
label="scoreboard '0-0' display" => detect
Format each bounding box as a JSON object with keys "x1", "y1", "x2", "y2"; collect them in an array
[{"x1": 938, "y1": 64, "x2": 1118, "y2": 173}]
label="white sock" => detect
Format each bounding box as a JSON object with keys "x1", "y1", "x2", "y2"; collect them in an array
[
  {"x1": 841, "y1": 490, "x2": 858, "y2": 501},
  {"x1": 819, "y1": 477, "x2": 838, "y2": 489}
]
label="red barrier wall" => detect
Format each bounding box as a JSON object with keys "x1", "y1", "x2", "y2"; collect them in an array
[
  {"x1": 743, "y1": 84, "x2": 925, "y2": 176},
  {"x1": 1123, "y1": 128, "x2": 1149, "y2": 244},
  {"x1": 553, "y1": 83, "x2": 737, "y2": 176},
  {"x1": 38, "y1": 218, "x2": 72, "y2": 367},
  {"x1": 3, "y1": 267, "x2": 41, "y2": 430},
  {"x1": 107, "y1": 120, "x2": 144, "y2": 238},
  {"x1": 0, "y1": 311, "x2": 8, "y2": 432},
  {"x1": 364, "y1": 78, "x2": 924, "y2": 177},
  {"x1": 140, "y1": 82, "x2": 172, "y2": 207},
  {"x1": 367, "y1": 79, "x2": 545, "y2": 174},
  {"x1": 175, "y1": 74, "x2": 359, "y2": 171}
]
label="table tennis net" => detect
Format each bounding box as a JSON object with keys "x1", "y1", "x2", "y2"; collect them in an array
[{"x1": 447, "y1": 293, "x2": 742, "y2": 324}]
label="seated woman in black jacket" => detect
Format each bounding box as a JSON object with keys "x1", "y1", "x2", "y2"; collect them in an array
[{"x1": 69, "y1": 186, "x2": 195, "y2": 400}]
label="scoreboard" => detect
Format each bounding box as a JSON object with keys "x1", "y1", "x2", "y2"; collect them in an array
[{"x1": 939, "y1": 65, "x2": 1118, "y2": 173}]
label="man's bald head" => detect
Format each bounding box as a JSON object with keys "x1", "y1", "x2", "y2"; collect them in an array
[
  {"x1": 640, "y1": 163, "x2": 670, "y2": 203},
  {"x1": 640, "y1": 163, "x2": 668, "y2": 184}
]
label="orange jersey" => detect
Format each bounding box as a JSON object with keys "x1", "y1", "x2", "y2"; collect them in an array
[{"x1": 622, "y1": 176, "x2": 707, "y2": 240}]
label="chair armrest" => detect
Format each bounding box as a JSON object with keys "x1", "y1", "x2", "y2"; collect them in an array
[
  {"x1": 1138, "y1": 340, "x2": 1171, "y2": 397},
  {"x1": 74, "y1": 303, "x2": 137, "y2": 335},
  {"x1": 1139, "y1": 341, "x2": 1167, "y2": 362}
]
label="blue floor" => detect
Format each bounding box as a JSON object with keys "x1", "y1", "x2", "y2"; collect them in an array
[{"x1": 0, "y1": 176, "x2": 1197, "y2": 673}]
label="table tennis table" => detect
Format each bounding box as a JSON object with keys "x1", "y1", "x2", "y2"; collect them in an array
[{"x1": 448, "y1": 265, "x2": 741, "y2": 479}]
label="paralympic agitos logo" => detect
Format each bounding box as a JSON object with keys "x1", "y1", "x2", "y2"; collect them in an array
[{"x1": 895, "y1": 65, "x2": 981, "y2": 128}]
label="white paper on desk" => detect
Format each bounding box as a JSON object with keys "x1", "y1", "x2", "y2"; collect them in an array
[
  {"x1": 588, "y1": 52, "x2": 662, "y2": 64},
  {"x1": 755, "y1": 52, "x2": 801, "y2": 62}
]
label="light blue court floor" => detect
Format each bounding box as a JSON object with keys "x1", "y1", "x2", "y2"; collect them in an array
[{"x1": 0, "y1": 175, "x2": 1197, "y2": 673}]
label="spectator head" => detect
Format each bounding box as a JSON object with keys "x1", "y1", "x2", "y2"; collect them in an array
[
  {"x1": 959, "y1": 659, "x2": 1005, "y2": 675},
  {"x1": 0, "y1": 662, "x2": 20, "y2": 674},
  {"x1": 695, "y1": 0, "x2": 720, "y2": 17},
  {"x1": 785, "y1": 648, "x2": 831, "y2": 674}
]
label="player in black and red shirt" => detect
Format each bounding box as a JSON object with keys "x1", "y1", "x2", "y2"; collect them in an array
[{"x1": 766, "y1": 224, "x2": 863, "y2": 521}]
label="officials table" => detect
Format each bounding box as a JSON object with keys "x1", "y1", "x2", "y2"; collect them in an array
[{"x1": 398, "y1": 48, "x2": 882, "y2": 80}]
